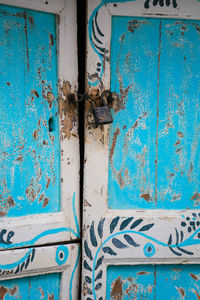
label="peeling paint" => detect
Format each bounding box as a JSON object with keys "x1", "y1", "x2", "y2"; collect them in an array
[
  {"x1": 59, "y1": 80, "x2": 78, "y2": 140},
  {"x1": 111, "y1": 276, "x2": 122, "y2": 299}
]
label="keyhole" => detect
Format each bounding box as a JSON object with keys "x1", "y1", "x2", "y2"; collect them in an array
[{"x1": 49, "y1": 117, "x2": 55, "y2": 132}]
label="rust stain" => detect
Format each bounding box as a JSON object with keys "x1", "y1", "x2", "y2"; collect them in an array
[
  {"x1": 176, "y1": 287, "x2": 185, "y2": 298},
  {"x1": 109, "y1": 128, "x2": 120, "y2": 163},
  {"x1": 59, "y1": 81, "x2": 77, "y2": 140},
  {"x1": 0, "y1": 180, "x2": 15, "y2": 216},
  {"x1": 191, "y1": 192, "x2": 200, "y2": 201},
  {"x1": 137, "y1": 271, "x2": 149, "y2": 275},
  {"x1": 0, "y1": 286, "x2": 7, "y2": 299},
  {"x1": 176, "y1": 146, "x2": 183, "y2": 154},
  {"x1": 194, "y1": 290, "x2": 200, "y2": 300},
  {"x1": 175, "y1": 140, "x2": 181, "y2": 146},
  {"x1": 111, "y1": 277, "x2": 123, "y2": 300},
  {"x1": 28, "y1": 16, "x2": 34, "y2": 27},
  {"x1": 43, "y1": 197, "x2": 49, "y2": 208},
  {"x1": 10, "y1": 286, "x2": 17, "y2": 296},
  {"x1": 47, "y1": 91, "x2": 54, "y2": 109},
  {"x1": 23, "y1": 11, "x2": 29, "y2": 69},
  {"x1": 140, "y1": 193, "x2": 151, "y2": 202},
  {"x1": 48, "y1": 293, "x2": 54, "y2": 300},
  {"x1": 83, "y1": 199, "x2": 92, "y2": 207},
  {"x1": 128, "y1": 19, "x2": 140, "y2": 33},
  {"x1": 190, "y1": 273, "x2": 198, "y2": 281},
  {"x1": 0, "y1": 285, "x2": 17, "y2": 299},
  {"x1": 39, "y1": 287, "x2": 44, "y2": 297},
  {"x1": 33, "y1": 130, "x2": 39, "y2": 140},
  {"x1": 49, "y1": 34, "x2": 54, "y2": 46},
  {"x1": 6, "y1": 82, "x2": 10, "y2": 86},
  {"x1": 177, "y1": 131, "x2": 184, "y2": 138},
  {"x1": 7, "y1": 195, "x2": 15, "y2": 207},
  {"x1": 31, "y1": 89, "x2": 39, "y2": 98},
  {"x1": 127, "y1": 277, "x2": 133, "y2": 282},
  {"x1": 39, "y1": 193, "x2": 44, "y2": 202},
  {"x1": 46, "y1": 177, "x2": 51, "y2": 189},
  {"x1": 48, "y1": 33, "x2": 54, "y2": 64}
]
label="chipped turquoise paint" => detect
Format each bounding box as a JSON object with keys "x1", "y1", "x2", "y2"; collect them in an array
[
  {"x1": 0, "y1": 5, "x2": 60, "y2": 217},
  {"x1": 107, "y1": 265, "x2": 200, "y2": 299},
  {"x1": 109, "y1": 16, "x2": 200, "y2": 209},
  {"x1": 0, "y1": 273, "x2": 60, "y2": 299},
  {"x1": 88, "y1": 0, "x2": 136, "y2": 87},
  {"x1": 55, "y1": 245, "x2": 69, "y2": 266}
]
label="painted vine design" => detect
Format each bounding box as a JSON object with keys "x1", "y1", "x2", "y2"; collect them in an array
[{"x1": 83, "y1": 214, "x2": 200, "y2": 300}]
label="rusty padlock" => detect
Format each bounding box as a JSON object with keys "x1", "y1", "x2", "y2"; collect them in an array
[{"x1": 91, "y1": 97, "x2": 113, "y2": 126}]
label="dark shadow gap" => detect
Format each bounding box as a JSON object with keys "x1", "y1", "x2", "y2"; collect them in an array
[{"x1": 77, "y1": 0, "x2": 86, "y2": 298}]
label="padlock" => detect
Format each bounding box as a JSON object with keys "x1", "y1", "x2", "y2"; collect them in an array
[{"x1": 91, "y1": 98, "x2": 113, "y2": 126}]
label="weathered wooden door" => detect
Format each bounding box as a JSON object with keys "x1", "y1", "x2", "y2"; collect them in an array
[
  {"x1": 83, "y1": 0, "x2": 200, "y2": 299},
  {"x1": 0, "y1": 1, "x2": 80, "y2": 299}
]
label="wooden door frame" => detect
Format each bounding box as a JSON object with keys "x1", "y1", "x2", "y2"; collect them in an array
[{"x1": 0, "y1": 0, "x2": 80, "y2": 249}]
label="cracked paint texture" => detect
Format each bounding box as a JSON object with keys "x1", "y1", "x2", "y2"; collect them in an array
[
  {"x1": 109, "y1": 17, "x2": 200, "y2": 209},
  {"x1": 0, "y1": 5, "x2": 60, "y2": 217}
]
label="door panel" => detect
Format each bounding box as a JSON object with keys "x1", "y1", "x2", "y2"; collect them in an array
[
  {"x1": 0, "y1": 243, "x2": 80, "y2": 299},
  {"x1": 0, "y1": 0, "x2": 80, "y2": 249},
  {"x1": 0, "y1": 4, "x2": 60, "y2": 217},
  {"x1": 109, "y1": 17, "x2": 200, "y2": 210},
  {"x1": 83, "y1": 1, "x2": 200, "y2": 299}
]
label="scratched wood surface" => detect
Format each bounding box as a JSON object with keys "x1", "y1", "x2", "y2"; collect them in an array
[
  {"x1": 107, "y1": 264, "x2": 200, "y2": 299},
  {"x1": 0, "y1": 273, "x2": 60, "y2": 299},
  {"x1": 0, "y1": 4, "x2": 60, "y2": 217},
  {"x1": 109, "y1": 17, "x2": 200, "y2": 209}
]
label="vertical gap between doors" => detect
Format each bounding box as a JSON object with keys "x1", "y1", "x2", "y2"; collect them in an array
[{"x1": 77, "y1": 0, "x2": 87, "y2": 297}]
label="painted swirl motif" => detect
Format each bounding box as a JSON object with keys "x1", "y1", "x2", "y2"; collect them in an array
[{"x1": 83, "y1": 215, "x2": 200, "y2": 300}]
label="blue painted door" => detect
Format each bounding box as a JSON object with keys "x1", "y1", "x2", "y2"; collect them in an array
[
  {"x1": 83, "y1": 1, "x2": 200, "y2": 299},
  {"x1": 0, "y1": 2, "x2": 80, "y2": 299}
]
